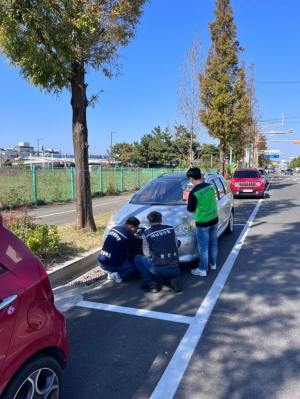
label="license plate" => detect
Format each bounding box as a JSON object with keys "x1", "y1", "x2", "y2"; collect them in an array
[{"x1": 242, "y1": 189, "x2": 253, "y2": 192}]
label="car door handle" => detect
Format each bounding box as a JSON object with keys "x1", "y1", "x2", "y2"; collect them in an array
[{"x1": 0, "y1": 295, "x2": 17, "y2": 311}]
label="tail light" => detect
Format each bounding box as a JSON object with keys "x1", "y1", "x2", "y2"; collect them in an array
[{"x1": 37, "y1": 260, "x2": 54, "y2": 303}]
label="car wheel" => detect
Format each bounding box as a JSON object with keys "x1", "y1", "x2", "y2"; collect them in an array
[
  {"x1": 225, "y1": 211, "x2": 234, "y2": 234},
  {"x1": 1, "y1": 354, "x2": 63, "y2": 399}
]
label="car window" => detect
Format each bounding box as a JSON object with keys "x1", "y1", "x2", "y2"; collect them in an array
[
  {"x1": 212, "y1": 178, "x2": 225, "y2": 199},
  {"x1": 220, "y1": 178, "x2": 230, "y2": 194},
  {"x1": 258, "y1": 169, "x2": 265, "y2": 175},
  {"x1": 130, "y1": 178, "x2": 190, "y2": 205},
  {"x1": 233, "y1": 171, "x2": 260, "y2": 179}
]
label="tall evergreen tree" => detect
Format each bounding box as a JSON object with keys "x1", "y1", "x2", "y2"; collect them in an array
[
  {"x1": 199, "y1": 0, "x2": 250, "y2": 175},
  {"x1": 134, "y1": 127, "x2": 178, "y2": 167}
]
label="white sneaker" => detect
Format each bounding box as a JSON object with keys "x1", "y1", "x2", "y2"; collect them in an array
[
  {"x1": 108, "y1": 272, "x2": 123, "y2": 283},
  {"x1": 191, "y1": 268, "x2": 207, "y2": 276},
  {"x1": 209, "y1": 264, "x2": 216, "y2": 270}
]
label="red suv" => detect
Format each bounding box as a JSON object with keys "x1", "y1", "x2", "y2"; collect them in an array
[
  {"x1": 0, "y1": 214, "x2": 69, "y2": 398},
  {"x1": 230, "y1": 169, "x2": 265, "y2": 198}
]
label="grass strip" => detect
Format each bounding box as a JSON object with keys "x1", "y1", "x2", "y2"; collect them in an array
[{"x1": 46, "y1": 210, "x2": 114, "y2": 268}]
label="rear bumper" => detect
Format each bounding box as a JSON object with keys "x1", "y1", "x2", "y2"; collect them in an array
[{"x1": 53, "y1": 306, "x2": 70, "y2": 368}]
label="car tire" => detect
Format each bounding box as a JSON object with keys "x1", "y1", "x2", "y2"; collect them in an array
[
  {"x1": 225, "y1": 211, "x2": 234, "y2": 234},
  {"x1": 1, "y1": 353, "x2": 63, "y2": 399}
]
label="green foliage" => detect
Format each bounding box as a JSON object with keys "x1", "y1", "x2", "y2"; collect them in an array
[
  {"x1": 105, "y1": 181, "x2": 118, "y2": 195},
  {"x1": 134, "y1": 126, "x2": 178, "y2": 167},
  {"x1": 51, "y1": 184, "x2": 63, "y2": 202},
  {"x1": 16, "y1": 157, "x2": 25, "y2": 168},
  {"x1": 174, "y1": 126, "x2": 202, "y2": 163},
  {"x1": 0, "y1": 187, "x2": 22, "y2": 211},
  {"x1": 257, "y1": 135, "x2": 271, "y2": 167},
  {"x1": 112, "y1": 142, "x2": 134, "y2": 167},
  {"x1": 199, "y1": 0, "x2": 250, "y2": 173},
  {"x1": 289, "y1": 157, "x2": 300, "y2": 168},
  {"x1": 3, "y1": 158, "x2": 12, "y2": 166},
  {"x1": 3, "y1": 211, "x2": 59, "y2": 258},
  {"x1": 201, "y1": 144, "x2": 219, "y2": 158},
  {"x1": 0, "y1": 0, "x2": 149, "y2": 93}
]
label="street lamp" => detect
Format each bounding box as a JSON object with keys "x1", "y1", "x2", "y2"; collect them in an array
[
  {"x1": 110, "y1": 132, "x2": 117, "y2": 160},
  {"x1": 37, "y1": 138, "x2": 43, "y2": 157}
]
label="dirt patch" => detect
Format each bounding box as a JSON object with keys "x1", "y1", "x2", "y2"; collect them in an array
[{"x1": 65, "y1": 266, "x2": 108, "y2": 288}]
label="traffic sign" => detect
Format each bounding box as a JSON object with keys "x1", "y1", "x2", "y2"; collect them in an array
[
  {"x1": 264, "y1": 155, "x2": 279, "y2": 159},
  {"x1": 265, "y1": 149, "x2": 280, "y2": 153}
]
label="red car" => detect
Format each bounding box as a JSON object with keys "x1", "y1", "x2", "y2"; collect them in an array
[
  {"x1": 230, "y1": 169, "x2": 265, "y2": 198},
  {"x1": 0, "y1": 214, "x2": 69, "y2": 398}
]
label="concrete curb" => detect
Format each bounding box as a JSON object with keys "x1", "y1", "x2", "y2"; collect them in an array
[{"x1": 48, "y1": 247, "x2": 101, "y2": 287}]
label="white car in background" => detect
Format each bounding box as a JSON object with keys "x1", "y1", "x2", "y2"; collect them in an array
[{"x1": 258, "y1": 168, "x2": 270, "y2": 185}]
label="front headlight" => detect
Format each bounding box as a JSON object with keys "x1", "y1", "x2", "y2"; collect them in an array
[
  {"x1": 106, "y1": 214, "x2": 116, "y2": 231},
  {"x1": 255, "y1": 182, "x2": 261, "y2": 187},
  {"x1": 175, "y1": 219, "x2": 196, "y2": 236},
  {"x1": 234, "y1": 182, "x2": 239, "y2": 187}
]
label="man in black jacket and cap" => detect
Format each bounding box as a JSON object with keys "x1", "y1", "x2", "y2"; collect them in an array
[
  {"x1": 134, "y1": 211, "x2": 182, "y2": 293},
  {"x1": 98, "y1": 216, "x2": 140, "y2": 283}
]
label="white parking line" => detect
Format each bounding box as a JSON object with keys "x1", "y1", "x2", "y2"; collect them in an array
[
  {"x1": 150, "y1": 199, "x2": 263, "y2": 399},
  {"x1": 76, "y1": 301, "x2": 193, "y2": 324},
  {"x1": 234, "y1": 223, "x2": 246, "y2": 226}
]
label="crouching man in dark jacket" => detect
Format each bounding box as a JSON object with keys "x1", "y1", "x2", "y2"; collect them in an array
[
  {"x1": 98, "y1": 217, "x2": 140, "y2": 283},
  {"x1": 134, "y1": 211, "x2": 182, "y2": 293}
]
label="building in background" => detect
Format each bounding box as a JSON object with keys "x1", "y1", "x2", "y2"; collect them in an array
[{"x1": 14, "y1": 142, "x2": 34, "y2": 153}]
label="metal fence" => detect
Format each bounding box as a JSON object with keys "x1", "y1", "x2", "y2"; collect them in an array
[{"x1": 0, "y1": 166, "x2": 213, "y2": 209}]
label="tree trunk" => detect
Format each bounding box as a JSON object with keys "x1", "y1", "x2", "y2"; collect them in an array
[
  {"x1": 219, "y1": 141, "x2": 225, "y2": 176},
  {"x1": 71, "y1": 60, "x2": 96, "y2": 231}
]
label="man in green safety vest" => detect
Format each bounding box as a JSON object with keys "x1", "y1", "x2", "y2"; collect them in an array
[{"x1": 186, "y1": 168, "x2": 219, "y2": 277}]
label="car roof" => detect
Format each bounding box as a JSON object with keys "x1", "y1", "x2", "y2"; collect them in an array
[
  {"x1": 234, "y1": 169, "x2": 258, "y2": 172},
  {"x1": 156, "y1": 173, "x2": 223, "y2": 180},
  {"x1": 156, "y1": 173, "x2": 187, "y2": 179}
]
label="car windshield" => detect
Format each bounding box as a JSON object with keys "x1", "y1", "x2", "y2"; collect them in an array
[
  {"x1": 233, "y1": 171, "x2": 260, "y2": 179},
  {"x1": 130, "y1": 178, "x2": 194, "y2": 205},
  {"x1": 286, "y1": 169, "x2": 292, "y2": 172}
]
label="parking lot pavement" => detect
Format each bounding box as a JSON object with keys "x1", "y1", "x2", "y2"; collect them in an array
[{"x1": 55, "y1": 177, "x2": 300, "y2": 398}]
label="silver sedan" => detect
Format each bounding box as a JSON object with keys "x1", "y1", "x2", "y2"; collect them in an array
[{"x1": 104, "y1": 173, "x2": 235, "y2": 263}]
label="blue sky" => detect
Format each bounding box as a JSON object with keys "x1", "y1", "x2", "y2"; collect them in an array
[{"x1": 1, "y1": 0, "x2": 300, "y2": 161}]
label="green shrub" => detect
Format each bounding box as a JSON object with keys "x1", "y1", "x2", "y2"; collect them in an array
[
  {"x1": 3, "y1": 212, "x2": 59, "y2": 259},
  {"x1": 105, "y1": 181, "x2": 118, "y2": 195},
  {"x1": 14, "y1": 224, "x2": 59, "y2": 258}
]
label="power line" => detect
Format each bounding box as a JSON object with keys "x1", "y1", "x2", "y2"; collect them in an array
[{"x1": 257, "y1": 81, "x2": 300, "y2": 84}]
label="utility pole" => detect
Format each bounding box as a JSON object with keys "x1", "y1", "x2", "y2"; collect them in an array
[{"x1": 110, "y1": 132, "x2": 117, "y2": 162}]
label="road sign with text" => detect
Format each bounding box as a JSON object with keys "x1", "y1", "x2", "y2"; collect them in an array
[{"x1": 264, "y1": 155, "x2": 279, "y2": 159}]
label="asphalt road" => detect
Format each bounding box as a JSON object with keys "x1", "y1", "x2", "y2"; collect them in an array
[
  {"x1": 54, "y1": 173, "x2": 300, "y2": 399},
  {"x1": 30, "y1": 194, "x2": 134, "y2": 225}
]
